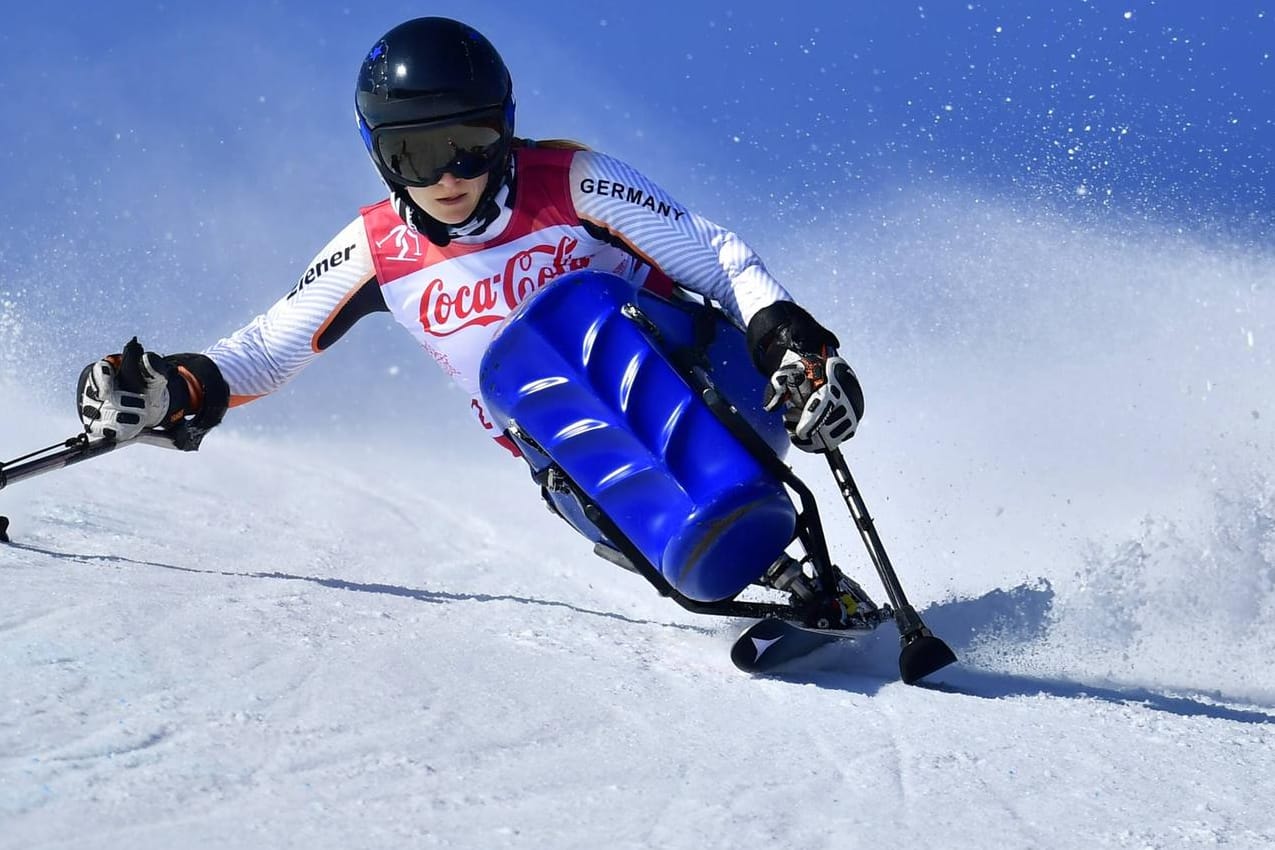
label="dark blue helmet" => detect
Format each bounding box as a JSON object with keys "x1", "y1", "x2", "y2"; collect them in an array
[
  {"x1": 355, "y1": 18, "x2": 516, "y2": 240},
  {"x1": 356, "y1": 18, "x2": 513, "y2": 142}
]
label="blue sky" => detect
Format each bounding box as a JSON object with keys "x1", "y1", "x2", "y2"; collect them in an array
[
  {"x1": 4, "y1": 0, "x2": 1269, "y2": 219},
  {"x1": 4, "y1": 1, "x2": 1272, "y2": 230},
  {"x1": 1, "y1": 1, "x2": 1272, "y2": 422}
]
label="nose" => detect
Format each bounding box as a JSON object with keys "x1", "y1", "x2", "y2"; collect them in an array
[{"x1": 434, "y1": 171, "x2": 462, "y2": 188}]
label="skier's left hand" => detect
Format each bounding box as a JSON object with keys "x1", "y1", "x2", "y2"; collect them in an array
[{"x1": 763, "y1": 350, "x2": 863, "y2": 453}]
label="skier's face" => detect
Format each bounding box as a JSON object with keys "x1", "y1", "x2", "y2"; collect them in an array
[{"x1": 406, "y1": 172, "x2": 489, "y2": 225}]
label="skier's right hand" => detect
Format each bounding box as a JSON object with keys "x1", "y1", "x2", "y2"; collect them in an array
[
  {"x1": 77, "y1": 339, "x2": 231, "y2": 445},
  {"x1": 77, "y1": 339, "x2": 178, "y2": 442}
]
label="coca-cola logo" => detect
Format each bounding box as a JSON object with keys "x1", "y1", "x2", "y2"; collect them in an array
[{"x1": 418, "y1": 235, "x2": 591, "y2": 337}]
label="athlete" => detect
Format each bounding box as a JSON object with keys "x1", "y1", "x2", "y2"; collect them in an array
[{"x1": 77, "y1": 17, "x2": 864, "y2": 587}]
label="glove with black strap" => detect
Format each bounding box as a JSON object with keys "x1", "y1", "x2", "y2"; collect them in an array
[
  {"x1": 747, "y1": 301, "x2": 864, "y2": 453},
  {"x1": 77, "y1": 337, "x2": 230, "y2": 445}
]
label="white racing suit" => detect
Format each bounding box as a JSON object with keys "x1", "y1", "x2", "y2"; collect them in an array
[{"x1": 199, "y1": 145, "x2": 804, "y2": 452}]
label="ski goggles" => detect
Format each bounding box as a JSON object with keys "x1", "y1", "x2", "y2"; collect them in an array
[{"x1": 369, "y1": 110, "x2": 507, "y2": 187}]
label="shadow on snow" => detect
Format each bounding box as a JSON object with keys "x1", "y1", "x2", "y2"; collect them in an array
[
  {"x1": 774, "y1": 582, "x2": 1275, "y2": 726},
  {"x1": 3, "y1": 541, "x2": 713, "y2": 635},
  {"x1": 9, "y1": 541, "x2": 1273, "y2": 723}
]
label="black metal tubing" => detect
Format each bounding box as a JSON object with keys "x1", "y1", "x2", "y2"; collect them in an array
[
  {"x1": 1, "y1": 431, "x2": 181, "y2": 492},
  {"x1": 614, "y1": 304, "x2": 842, "y2": 600},
  {"x1": 699, "y1": 377, "x2": 956, "y2": 679},
  {"x1": 2, "y1": 435, "x2": 106, "y2": 492},
  {"x1": 507, "y1": 422, "x2": 807, "y2": 621},
  {"x1": 824, "y1": 450, "x2": 931, "y2": 640},
  {"x1": 1, "y1": 430, "x2": 187, "y2": 544},
  {"x1": 579, "y1": 501, "x2": 811, "y2": 620},
  {"x1": 684, "y1": 357, "x2": 944, "y2": 649},
  {"x1": 693, "y1": 382, "x2": 840, "y2": 593},
  {"x1": 511, "y1": 300, "x2": 941, "y2": 646}
]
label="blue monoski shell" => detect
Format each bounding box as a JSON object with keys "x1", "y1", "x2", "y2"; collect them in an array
[{"x1": 479, "y1": 270, "x2": 795, "y2": 602}]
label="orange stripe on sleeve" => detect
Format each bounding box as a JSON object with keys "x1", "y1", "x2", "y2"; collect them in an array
[
  {"x1": 577, "y1": 212, "x2": 676, "y2": 297},
  {"x1": 310, "y1": 270, "x2": 378, "y2": 354},
  {"x1": 577, "y1": 212, "x2": 667, "y2": 274}
]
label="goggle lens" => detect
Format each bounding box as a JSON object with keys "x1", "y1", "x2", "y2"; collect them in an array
[{"x1": 373, "y1": 114, "x2": 505, "y2": 186}]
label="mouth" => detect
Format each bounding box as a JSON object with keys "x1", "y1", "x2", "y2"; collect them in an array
[{"x1": 434, "y1": 193, "x2": 468, "y2": 206}]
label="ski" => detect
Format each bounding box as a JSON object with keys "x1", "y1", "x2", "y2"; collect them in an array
[{"x1": 730, "y1": 617, "x2": 876, "y2": 674}]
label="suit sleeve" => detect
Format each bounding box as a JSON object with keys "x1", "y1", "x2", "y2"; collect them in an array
[
  {"x1": 569, "y1": 150, "x2": 792, "y2": 326},
  {"x1": 202, "y1": 216, "x2": 385, "y2": 406}
]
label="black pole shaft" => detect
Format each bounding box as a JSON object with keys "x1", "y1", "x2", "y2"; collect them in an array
[
  {"x1": 1, "y1": 430, "x2": 180, "y2": 493},
  {"x1": 0, "y1": 437, "x2": 121, "y2": 491},
  {"x1": 825, "y1": 449, "x2": 931, "y2": 638},
  {"x1": 2, "y1": 431, "x2": 182, "y2": 543}
]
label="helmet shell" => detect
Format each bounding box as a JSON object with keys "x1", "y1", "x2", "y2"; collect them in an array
[
  {"x1": 355, "y1": 17, "x2": 517, "y2": 245},
  {"x1": 356, "y1": 17, "x2": 513, "y2": 134}
]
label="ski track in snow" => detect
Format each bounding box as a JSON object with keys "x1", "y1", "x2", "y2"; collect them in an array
[{"x1": 2, "y1": 401, "x2": 1275, "y2": 850}]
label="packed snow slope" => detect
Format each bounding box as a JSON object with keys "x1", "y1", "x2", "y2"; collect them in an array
[
  {"x1": 4, "y1": 2, "x2": 1275, "y2": 847},
  {"x1": 1, "y1": 404, "x2": 1274, "y2": 850},
  {"x1": 4, "y1": 203, "x2": 1275, "y2": 848}
]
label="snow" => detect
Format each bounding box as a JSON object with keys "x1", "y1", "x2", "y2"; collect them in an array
[
  {"x1": 5, "y1": 202, "x2": 1275, "y2": 847},
  {"x1": 5, "y1": 2, "x2": 1275, "y2": 843},
  {"x1": 4, "y1": 321, "x2": 1275, "y2": 849}
]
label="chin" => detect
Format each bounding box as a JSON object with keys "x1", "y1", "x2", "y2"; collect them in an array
[{"x1": 428, "y1": 205, "x2": 477, "y2": 225}]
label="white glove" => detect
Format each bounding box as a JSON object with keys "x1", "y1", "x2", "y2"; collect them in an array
[
  {"x1": 78, "y1": 351, "x2": 172, "y2": 442},
  {"x1": 763, "y1": 351, "x2": 862, "y2": 453}
]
